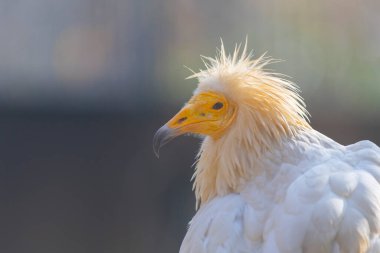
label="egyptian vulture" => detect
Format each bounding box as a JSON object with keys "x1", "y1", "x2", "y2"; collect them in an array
[{"x1": 153, "y1": 42, "x2": 380, "y2": 253}]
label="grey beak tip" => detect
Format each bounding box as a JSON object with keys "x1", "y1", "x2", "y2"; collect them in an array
[
  {"x1": 153, "y1": 131, "x2": 161, "y2": 158},
  {"x1": 153, "y1": 125, "x2": 176, "y2": 158},
  {"x1": 153, "y1": 144, "x2": 160, "y2": 158}
]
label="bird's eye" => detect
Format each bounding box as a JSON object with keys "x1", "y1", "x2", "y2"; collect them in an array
[{"x1": 212, "y1": 102, "x2": 224, "y2": 110}]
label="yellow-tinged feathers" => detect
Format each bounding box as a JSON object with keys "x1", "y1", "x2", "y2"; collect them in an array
[
  {"x1": 189, "y1": 41, "x2": 311, "y2": 206},
  {"x1": 155, "y1": 40, "x2": 311, "y2": 207}
]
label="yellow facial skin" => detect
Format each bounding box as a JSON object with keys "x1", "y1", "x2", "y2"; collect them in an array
[
  {"x1": 167, "y1": 91, "x2": 236, "y2": 138},
  {"x1": 153, "y1": 91, "x2": 237, "y2": 156}
]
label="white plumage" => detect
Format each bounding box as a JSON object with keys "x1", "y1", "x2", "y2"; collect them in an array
[
  {"x1": 181, "y1": 132, "x2": 380, "y2": 253},
  {"x1": 154, "y1": 42, "x2": 380, "y2": 253}
]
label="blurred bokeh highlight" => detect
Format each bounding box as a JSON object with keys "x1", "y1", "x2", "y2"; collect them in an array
[{"x1": 0, "y1": 0, "x2": 380, "y2": 252}]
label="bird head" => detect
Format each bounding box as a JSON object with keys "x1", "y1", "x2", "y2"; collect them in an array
[
  {"x1": 153, "y1": 88, "x2": 238, "y2": 156},
  {"x1": 154, "y1": 41, "x2": 310, "y2": 158}
]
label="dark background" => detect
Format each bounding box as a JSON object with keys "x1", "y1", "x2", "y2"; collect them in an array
[{"x1": 0, "y1": 0, "x2": 380, "y2": 252}]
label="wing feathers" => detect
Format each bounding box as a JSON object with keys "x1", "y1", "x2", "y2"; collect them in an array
[{"x1": 180, "y1": 137, "x2": 380, "y2": 253}]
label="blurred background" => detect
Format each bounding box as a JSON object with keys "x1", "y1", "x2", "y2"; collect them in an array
[{"x1": 0, "y1": 0, "x2": 379, "y2": 252}]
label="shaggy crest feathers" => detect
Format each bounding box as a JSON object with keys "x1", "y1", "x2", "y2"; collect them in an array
[
  {"x1": 188, "y1": 40, "x2": 309, "y2": 124},
  {"x1": 188, "y1": 41, "x2": 312, "y2": 207}
]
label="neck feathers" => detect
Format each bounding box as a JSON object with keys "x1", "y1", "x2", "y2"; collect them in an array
[
  {"x1": 190, "y1": 41, "x2": 311, "y2": 207},
  {"x1": 193, "y1": 106, "x2": 310, "y2": 207}
]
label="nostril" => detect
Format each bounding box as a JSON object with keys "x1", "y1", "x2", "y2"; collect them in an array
[{"x1": 177, "y1": 117, "x2": 187, "y2": 124}]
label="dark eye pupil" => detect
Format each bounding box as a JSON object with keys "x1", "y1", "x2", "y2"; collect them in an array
[{"x1": 212, "y1": 102, "x2": 223, "y2": 110}]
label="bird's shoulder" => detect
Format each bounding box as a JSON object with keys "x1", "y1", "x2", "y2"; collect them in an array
[
  {"x1": 180, "y1": 134, "x2": 380, "y2": 253},
  {"x1": 266, "y1": 138, "x2": 380, "y2": 253}
]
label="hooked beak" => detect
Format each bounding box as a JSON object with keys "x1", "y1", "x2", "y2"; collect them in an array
[{"x1": 153, "y1": 125, "x2": 180, "y2": 158}]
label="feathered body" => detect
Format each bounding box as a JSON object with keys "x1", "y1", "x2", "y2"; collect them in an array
[
  {"x1": 182, "y1": 131, "x2": 380, "y2": 253},
  {"x1": 155, "y1": 42, "x2": 380, "y2": 253}
]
